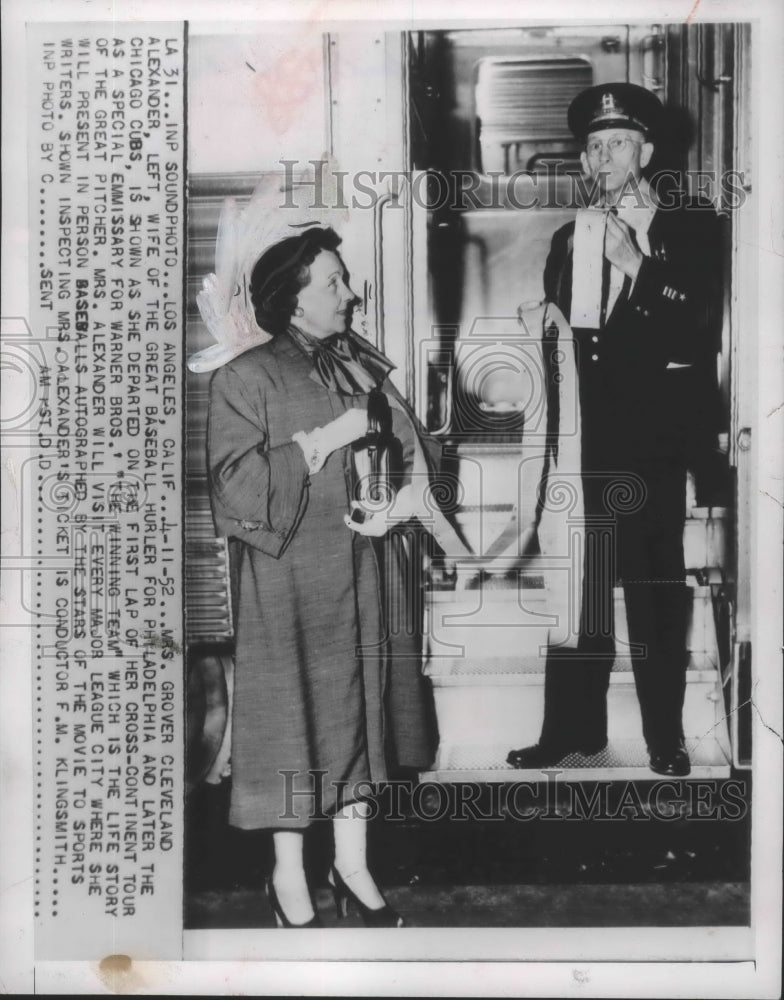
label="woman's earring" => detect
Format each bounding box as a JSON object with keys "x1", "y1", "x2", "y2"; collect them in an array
[{"x1": 294, "y1": 306, "x2": 304, "y2": 318}]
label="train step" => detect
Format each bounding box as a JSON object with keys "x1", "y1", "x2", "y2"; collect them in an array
[
  {"x1": 425, "y1": 579, "x2": 719, "y2": 666},
  {"x1": 447, "y1": 440, "x2": 728, "y2": 571},
  {"x1": 420, "y1": 737, "x2": 732, "y2": 783},
  {"x1": 426, "y1": 661, "x2": 727, "y2": 748},
  {"x1": 422, "y1": 576, "x2": 730, "y2": 782}
]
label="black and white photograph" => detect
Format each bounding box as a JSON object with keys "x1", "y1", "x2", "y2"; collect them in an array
[{"x1": 1, "y1": 0, "x2": 781, "y2": 995}]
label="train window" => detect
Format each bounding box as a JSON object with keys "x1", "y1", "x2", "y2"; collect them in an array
[{"x1": 475, "y1": 56, "x2": 592, "y2": 174}]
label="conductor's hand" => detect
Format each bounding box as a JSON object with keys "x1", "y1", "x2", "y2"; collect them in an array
[
  {"x1": 604, "y1": 212, "x2": 643, "y2": 280},
  {"x1": 293, "y1": 408, "x2": 368, "y2": 474}
]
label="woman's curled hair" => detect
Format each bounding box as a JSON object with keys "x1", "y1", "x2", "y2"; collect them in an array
[{"x1": 249, "y1": 226, "x2": 342, "y2": 336}]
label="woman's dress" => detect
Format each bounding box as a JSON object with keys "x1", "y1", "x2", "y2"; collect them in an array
[{"x1": 208, "y1": 329, "x2": 433, "y2": 829}]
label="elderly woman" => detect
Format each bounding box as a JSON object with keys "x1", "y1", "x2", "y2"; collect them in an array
[{"x1": 207, "y1": 224, "x2": 435, "y2": 928}]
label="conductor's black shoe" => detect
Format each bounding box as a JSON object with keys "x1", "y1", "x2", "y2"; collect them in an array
[
  {"x1": 506, "y1": 743, "x2": 572, "y2": 768},
  {"x1": 506, "y1": 738, "x2": 608, "y2": 768},
  {"x1": 648, "y1": 744, "x2": 691, "y2": 777}
]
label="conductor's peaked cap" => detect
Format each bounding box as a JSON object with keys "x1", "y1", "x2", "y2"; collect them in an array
[{"x1": 568, "y1": 83, "x2": 664, "y2": 141}]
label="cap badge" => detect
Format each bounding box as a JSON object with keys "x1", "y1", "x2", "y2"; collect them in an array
[{"x1": 601, "y1": 92, "x2": 617, "y2": 114}]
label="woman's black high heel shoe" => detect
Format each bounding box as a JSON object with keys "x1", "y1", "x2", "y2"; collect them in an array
[
  {"x1": 265, "y1": 878, "x2": 321, "y2": 928},
  {"x1": 328, "y1": 866, "x2": 404, "y2": 928}
]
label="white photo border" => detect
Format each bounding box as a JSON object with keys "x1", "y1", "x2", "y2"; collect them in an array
[{"x1": 2, "y1": 0, "x2": 781, "y2": 995}]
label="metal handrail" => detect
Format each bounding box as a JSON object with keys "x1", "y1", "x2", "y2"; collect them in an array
[
  {"x1": 428, "y1": 362, "x2": 454, "y2": 437},
  {"x1": 639, "y1": 31, "x2": 665, "y2": 92},
  {"x1": 696, "y1": 23, "x2": 733, "y2": 91},
  {"x1": 373, "y1": 189, "x2": 399, "y2": 355},
  {"x1": 716, "y1": 589, "x2": 751, "y2": 769},
  {"x1": 731, "y1": 642, "x2": 752, "y2": 771}
]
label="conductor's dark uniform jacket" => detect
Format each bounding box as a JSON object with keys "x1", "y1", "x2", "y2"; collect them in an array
[{"x1": 540, "y1": 198, "x2": 723, "y2": 755}]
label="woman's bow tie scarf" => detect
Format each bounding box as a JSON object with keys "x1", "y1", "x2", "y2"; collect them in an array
[
  {"x1": 287, "y1": 324, "x2": 395, "y2": 512},
  {"x1": 287, "y1": 325, "x2": 394, "y2": 396}
]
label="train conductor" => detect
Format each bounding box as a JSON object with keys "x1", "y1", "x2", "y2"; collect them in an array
[{"x1": 508, "y1": 83, "x2": 722, "y2": 777}]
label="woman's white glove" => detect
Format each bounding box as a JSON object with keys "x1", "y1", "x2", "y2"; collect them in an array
[
  {"x1": 292, "y1": 408, "x2": 368, "y2": 475},
  {"x1": 343, "y1": 483, "x2": 418, "y2": 537}
]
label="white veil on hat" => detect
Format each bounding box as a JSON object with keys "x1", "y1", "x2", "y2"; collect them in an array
[{"x1": 188, "y1": 157, "x2": 349, "y2": 373}]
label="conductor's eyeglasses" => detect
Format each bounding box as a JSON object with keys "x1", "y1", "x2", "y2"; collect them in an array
[{"x1": 585, "y1": 136, "x2": 644, "y2": 158}]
